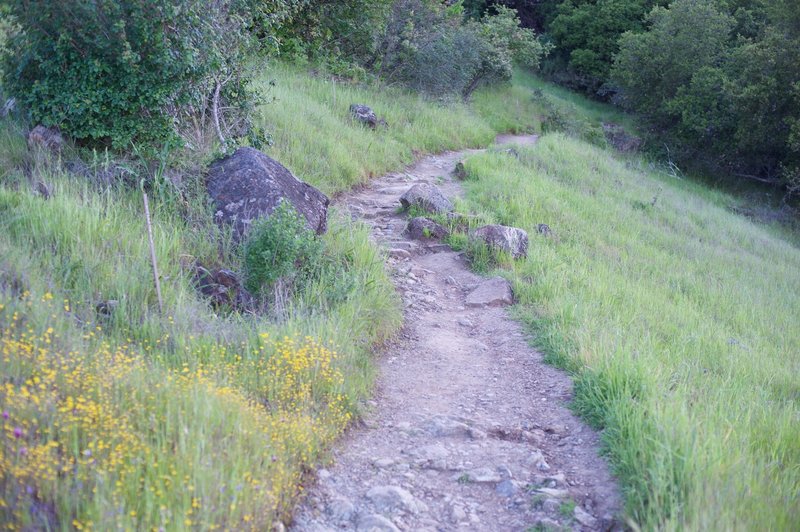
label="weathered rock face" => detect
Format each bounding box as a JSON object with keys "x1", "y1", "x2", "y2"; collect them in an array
[
  {"x1": 465, "y1": 277, "x2": 514, "y2": 307},
  {"x1": 27, "y1": 125, "x2": 64, "y2": 153},
  {"x1": 399, "y1": 183, "x2": 453, "y2": 214},
  {"x1": 470, "y1": 224, "x2": 529, "y2": 259},
  {"x1": 602, "y1": 123, "x2": 642, "y2": 153},
  {"x1": 350, "y1": 104, "x2": 379, "y2": 128},
  {"x1": 405, "y1": 217, "x2": 449, "y2": 240},
  {"x1": 206, "y1": 147, "x2": 329, "y2": 239}
]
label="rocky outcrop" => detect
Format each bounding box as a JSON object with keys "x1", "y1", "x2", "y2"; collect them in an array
[
  {"x1": 206, "y1": 147, "x2": 329, "y2": 239},
  {"x1": 465, "y1": 277, "x2": 514, "y2": 307},
  {"x1": 470, "y1": 224, "x2": 529, "y2": 259},
  {"x1": 405, "y1": 217, "x2": 449, "y2": 240},
  {"x1": 399, "y1": 183, "x2": 453, "y2": 214}
]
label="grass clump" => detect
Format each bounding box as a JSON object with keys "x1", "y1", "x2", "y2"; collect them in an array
[{"x1": 456, "y1": 133, "x2": 800, "y2": 529}]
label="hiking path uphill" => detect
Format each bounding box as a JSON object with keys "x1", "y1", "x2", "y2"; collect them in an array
[{"x1": 292, "y1": 135, "x2": 621, "y2": 532}]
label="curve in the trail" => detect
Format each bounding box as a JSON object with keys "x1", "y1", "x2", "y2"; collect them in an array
[{"x1": 293, "y1": 135, "x2": 620, "y2": 532}]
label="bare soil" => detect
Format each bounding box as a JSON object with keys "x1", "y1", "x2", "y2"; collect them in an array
[{"x1": 292, "y1": 135, "x2": 620, "y2": 531}]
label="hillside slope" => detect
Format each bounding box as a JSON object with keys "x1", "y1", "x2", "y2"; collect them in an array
[{"x1": 450, "y1": 134, "x2": 800, "y2": 529}]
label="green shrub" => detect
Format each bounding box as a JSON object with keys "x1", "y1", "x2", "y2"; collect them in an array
[
  {"x1": 376, "y1": 2, "x2": 547, "y2": 97},
  {"x1": 1, "y1": 0, "x2": 288, "y2": 152},
  {"x1": 242, "y1": 201, "x2": 323, "y2": 297}
]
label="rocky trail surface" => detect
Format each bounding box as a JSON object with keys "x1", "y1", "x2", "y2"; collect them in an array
[{"x1": 292, "y1": 135, "x2": 620, "y2": 531}]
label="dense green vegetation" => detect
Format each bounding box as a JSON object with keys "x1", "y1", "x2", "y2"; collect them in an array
[{"x1": 468, "y1": 0, "x2": 800, "y2": 200}]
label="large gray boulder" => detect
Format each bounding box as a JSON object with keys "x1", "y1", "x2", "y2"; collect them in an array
[
  {"x1": 207, "y1": 147, "x2": 329, "y2": 239},
  {"x1": 470, "y1": 224, "x2": 528, "y2": 259},
  {"x1": 399, "y1": 183, "x2": 453, "y2": 214}
]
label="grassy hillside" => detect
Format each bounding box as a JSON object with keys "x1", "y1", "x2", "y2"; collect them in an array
[
  {"x1": 448, "y1": 134, "x2": 800, "y2": 529},
  {"x1": 0, "y1": 65, "x2": 541, "y2": 529}
]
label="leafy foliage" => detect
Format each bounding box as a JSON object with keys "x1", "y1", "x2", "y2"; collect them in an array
[
  {"x1": 377, "y1": 1, "x2": 548, "y2": 97},
  {"x1": 1, "y1": 0, "x2": 293, "y2": 152},
  {"x1": 242, "y1": 201, "x2": 324, "y2": 296},
  {"x1": 612, "y1": 0, "x2": 800, "y2": 193},
  {"x1": 548, "y1": 0, "x2": 664, "y2": 93}
]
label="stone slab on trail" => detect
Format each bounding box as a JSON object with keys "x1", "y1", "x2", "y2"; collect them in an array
[
  {"x1": 292, "y1": 135, "x2": 620, "y2": 531},
  {"x1": 465, "y1": 277, "x2": 514, "y2": 307}
]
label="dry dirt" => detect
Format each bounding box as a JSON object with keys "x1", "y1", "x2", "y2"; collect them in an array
[{"x1": 291, "y1": 135, "x2": 620, "y2": 532}]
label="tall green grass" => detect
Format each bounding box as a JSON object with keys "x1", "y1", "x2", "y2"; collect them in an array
[
  {"x1": 0, "y1": 64, "x2": 547, "y2": 528},
  {"x1": 254, "y1": 64, "x2": 545, "y2": 195},
  {"x1": 453, "y1": 134, "x2": 800, "y2": 530}
]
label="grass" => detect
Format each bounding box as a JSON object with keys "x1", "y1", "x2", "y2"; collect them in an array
[
  {"x1": 449, "y1": 133, "x2": 800, "y2": 530},
  {"x1": 0, "y1": 64, "x2": 543, "y2": 529},
  {"x1": 254, "y1": 64, "x2": 545, "y2": 195}
]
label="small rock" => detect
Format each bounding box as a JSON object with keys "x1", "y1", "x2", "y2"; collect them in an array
[
  {"x1": 366, "y1": 485, "x2": 427, "y2": 514},
  {"x1": 388, "y1": 248, "x2": 411, "y2": 260},
  {"x1": 327, "y1": 497, "x2": 356, "y2": 523},
  {"x1": 462, "y1": 467, "x2": 502, "y2": 484},
  {"x1": 574, "y1": 506, "x2": 598, "y2": 528},
  {"x1": 35, "y1": 181, "x2": 52, "y2": 200},
  {"x1": 373, "y1": 458, "x2": 395, "y2": 469},
  {"x1": 450, "y1": 505, "x2": 467, "y2": 522},
  {"x1": 465, "y1": 277, "x2": 514, "y2": 308},
  {"x1": 535, "y1": 487, "x2": 569, "y2": 499},
  {"x1": 399, "y1": 183, "x2": 453, "y2": 214},
  {"x1": 470, "y1": 224, "x2": 529, "y2": 259},
  {"x1": 405, "y1": 217, "x2": 449, "y2": 240},
  {"x1": 350, "y1": 104, "x2": 386, "y2": 129},
  {"x1": 537, "y1": 223, "x2": 552, "y2": 236},
  {"x1": 495, "y1": 479, "x2": 517, "y2": 497},
  {"x1": 356, "y1": 513, "x2": 400, "y2": 532},
  {"x1": 422, "y1": 416, "x2": 471, "y2": 438},
  {"x1": 317, "y1": 469, "x2": 332, "y2": 480}
]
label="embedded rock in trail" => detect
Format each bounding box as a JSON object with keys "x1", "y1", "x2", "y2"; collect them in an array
[
  {"x1": 206, "y1": 147, "x2": 329, "y2": 239},
  {"x1": 365, "y1": 485, "x2": 427, "y2": 514},
  {"x1": 470, "y1": 224, "x2": 529, "y2": 259},
  {"x1": 405, "y1": 217, "x2": 449, "y2": 240},
  {"x1": 27, "y1": 125, "x2": 64, "y2": 153},
  {"x1": 465, "y1": 277, "x2": 514, "y2": 307},
  {"x1": 399, "y1": 183, "x2": 453, "y2": 214}
]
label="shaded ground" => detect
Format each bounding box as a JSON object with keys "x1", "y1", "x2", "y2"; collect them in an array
[{"x1": 292, "y1": 135, "x2": 620, "y2": 531}]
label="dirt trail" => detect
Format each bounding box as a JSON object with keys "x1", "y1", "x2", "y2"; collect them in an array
[{"x1": 292, "y1": 135, "x2": 620, "y2": 531}]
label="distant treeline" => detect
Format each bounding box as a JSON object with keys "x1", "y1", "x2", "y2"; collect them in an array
[{"x1": 468, "y1": 0, "x2": 800, "y2": 197}]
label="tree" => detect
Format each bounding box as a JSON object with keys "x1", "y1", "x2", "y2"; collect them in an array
[
  {"x1": 1, "y1": 0, "x2": 295, "y2": 152},
  {"x1": 548, "y1": 0, "x2": 664, "y2": 93}
]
